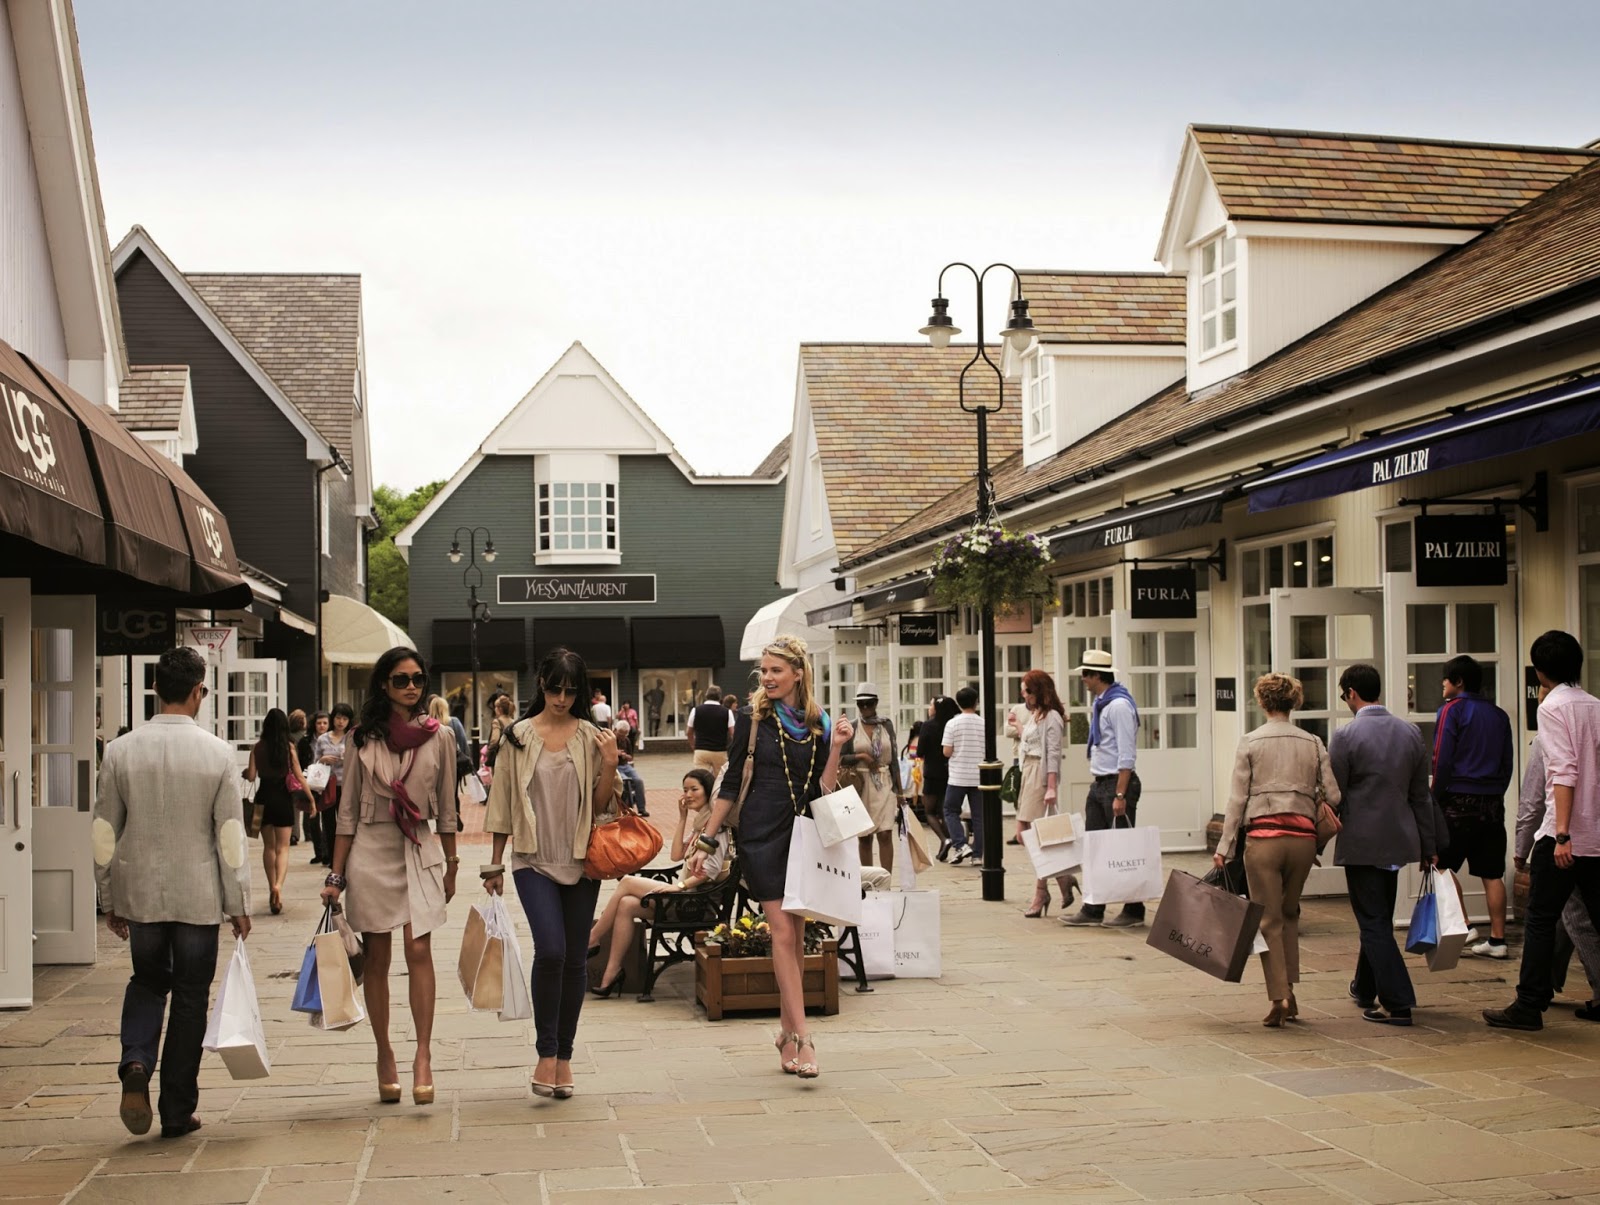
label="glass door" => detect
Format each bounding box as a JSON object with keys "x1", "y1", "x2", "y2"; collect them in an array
[
  {"x1": 31, "y1": 595, "x2": 97, "y2": 966},
  {"x1": 1113, "y1": 609, "x2": 1211, "y2": 849},
  {"x1": 0, "y1": 581, "x2": 34, "y2": 1004},
  {"x1": 1270, "y1": 587, "x2": 1385, "y2": 897},
  {"x1": 1053, "y1": 615, "x2": 1112, "y2": 818}
]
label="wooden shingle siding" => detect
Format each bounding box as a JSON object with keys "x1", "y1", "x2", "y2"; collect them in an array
[{"x1": 408, "y1": 454, "x2": 783, "y2": 705}]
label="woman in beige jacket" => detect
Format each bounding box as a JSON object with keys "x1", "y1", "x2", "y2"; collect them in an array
[{"x1": 1215, "y1": 673, "x2": 1340, "y2": 1027}]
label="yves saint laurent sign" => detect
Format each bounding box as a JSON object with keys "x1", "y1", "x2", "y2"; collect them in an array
[
  {"x1": 1129, "y1": 567, "x2": 1199, "y2": 619},
  {"x1": 497, "y1": 574, "x2": 657, "y2": 605},
  {"x1": 898, "y1": 613, "x2": 940, "y2": 646},
  {"x1": 1413, "y1": 514, "x2": 1507, "y2": 588}
]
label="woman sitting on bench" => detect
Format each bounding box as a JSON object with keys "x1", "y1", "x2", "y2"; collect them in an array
[{"x1": 587, "y1": 768, "x2": 731, "y2": 996}]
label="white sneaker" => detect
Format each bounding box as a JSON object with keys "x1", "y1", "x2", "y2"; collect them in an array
[
  {"x1": 949, "y1": 845, "x2": 974, "y2": 865},
  {"x1": 1465, "y1": 927, "x2": 1481, "y2": 943},
  {"x1": 1470, "y1": 938, "x2": 1509, "y2": 959}
]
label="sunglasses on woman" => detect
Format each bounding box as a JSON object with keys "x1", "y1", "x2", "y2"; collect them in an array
[{"x1": 389, "y1": 672, "x2": 427, "y2": 689}]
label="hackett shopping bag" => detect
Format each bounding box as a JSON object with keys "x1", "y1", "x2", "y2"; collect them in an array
[
  {"x1": 1079, "y1": 819, "x2": 1163, "y2": 906},
  {"x1": 203, "y1": 938, "x2": 271, "y2": 1080},
  {"x1": 1426, "y1": 868, "x2": 1472, "y2": 972},
  {"x1": 1146, "y1": 870, "x2": 1266, "y2": 983},
  {"x1": 844, "y1": 893, "x2": 896, "y2": 980},
  {"x1": 782, "y1": 815, "x2": 864, "y2": 928},
  {"x1": 810, "y1": 785, "x2": 875, "y2": 848},
  {"x1": 458, "y1": 900, "x2": 506, "y2": 1012},
  {"x1": 890, "y1": 889, "x2": 942, "y2": 979}
]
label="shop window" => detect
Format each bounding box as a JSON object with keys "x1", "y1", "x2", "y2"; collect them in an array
[
  {"x1": 1198, "y1": 232, "x2": 1238, "y2": 354},
  {"x1": 31, "y1": 626, "x2": 74, "y2": 807},
  {"x1": 1239, "y1": 531, "x2": 1335, "y2": 728},
  {"x1": 819, "y1": 658, "x2": 866, "y2": 720},
  {"x1": 1063, "y1": 633, "x2": 1111, "y2": 745},
  {"x1": 440, "y1": 670, "x2": 519, "y2": 740},
  {"x1": 1128, "y1": 629, "x2": 1199, "y2": 750},
  {"x1": 896, "y1": 654, "x2": 944, "y2": 737},
  {"x1": 1026, "y1": 352, "x2": 1053, "y2": 442},
  {"x1": 1060, "y1": 571, "x2": 1115, "y2": 618},
  {"x1": 539, "y1": 481, "x2": 617, "y2": 555},
  {"x1": 640, "y1": 668, "x2": 710, "y2": 739},
  {"x1": 1575, "y1": 483, "x2": 1600, "y2": 692}
]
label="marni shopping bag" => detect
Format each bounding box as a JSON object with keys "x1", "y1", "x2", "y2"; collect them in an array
[{"x1": 782, "y1": 815, "x2": 864, "y2": 927}]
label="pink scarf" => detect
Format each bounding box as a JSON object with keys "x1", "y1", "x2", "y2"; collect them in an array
[{"x1": 384, "y1": 713, "x2": 439, "y2": 845}]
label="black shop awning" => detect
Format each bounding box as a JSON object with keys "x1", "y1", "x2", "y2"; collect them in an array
[
  {"x1": 1047, "y1": 487, "x2": 1229, "y2": 558},
  {"x1": 1247, "y1": 374, "x2": 1600, "y2": 513},
  {"x1": 532, "y1": 617, "x2": 630, "y2": 668},
  {"x1": 857, "y1": 575, "x2": 932, "y2": 614},
  {"x1": 432, "y1": 618, "x2": 529, "y2": 672},
  {"x1": 631, "y1": 616, "x2": 725, "y2": 668}
]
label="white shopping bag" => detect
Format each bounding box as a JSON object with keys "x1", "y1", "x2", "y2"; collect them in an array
[
  {"x1": 1021, "y1": 812, "x2": 1086, "y2": 879},
  {"x1": 302, "y1": 763, "x2": 331, "y2": 792},
  {"x1": 810, "y1": 785, "x2": 875, "y2": 848},
  {"x1": 1079, "y1": 821, "x2": 1164, "y2": 906},
  {"x1": 895, "y1": 827, "x2": 918, "y2": 890},
  {"x1": 203, "y1": 937, "x2": 271, "y2": 1080},
  {"x1": 492, "y1": 895, "x2": 533, "y2": 1020},
  {"x1": 782, "y1": 815, "x2": 863, "y2": 927},
  {"x1": 1251, "y1": 930, "x2": 1269, "y2": 956},
  {"x1": 890, "y1": 889, "x2": 942, "y2": 978},
  {"x1": 458, "y1": 771, "x2": 487, "y2": 805},
  {"x1": 1426, "y1": 868, "x2": 1472, "y2": 972},
  {"x1": 843, "y1": 893, "x2": 896, "y2": 980}
]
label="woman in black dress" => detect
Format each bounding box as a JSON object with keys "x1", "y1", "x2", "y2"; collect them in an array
[
  {"x1": 918, "y1": 696, "x2": 959, "y2": 859},
  {"x1": 688, "y1": 636, "x2": 852, "y2": 1080},
  {"x1": 244, "y1": 707, "x2": 307, "y2": 915}
]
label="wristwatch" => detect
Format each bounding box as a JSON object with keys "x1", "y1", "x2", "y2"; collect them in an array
[
  {"x1": 1114, "y1": 792, "x2": 1127, "y2": 800},
  {"x1": 1556, "y1": 832, "x2": 1572, "y2": 845}
]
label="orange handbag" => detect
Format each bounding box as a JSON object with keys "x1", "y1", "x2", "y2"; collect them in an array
[{"x1": 583, "y1": 812, "x2": 663, "y2": 880}]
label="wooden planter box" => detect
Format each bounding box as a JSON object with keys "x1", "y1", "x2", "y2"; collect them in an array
[{"x1": 694, "y1": 934, "x2": 839, "y2": 1020}]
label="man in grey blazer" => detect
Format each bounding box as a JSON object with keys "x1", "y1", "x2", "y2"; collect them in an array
[
  {"x1": 95, "y1": 646, "x2": 252, "y2": 1139},
  {"x1": 1329, "y1": 664, "x2": 1437, "y2": 1025}
]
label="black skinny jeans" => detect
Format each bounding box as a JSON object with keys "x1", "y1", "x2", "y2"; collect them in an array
[
  {"x1": 512, "y1": 868, "x2": 601, "y2": 1059},
  {"x1": 120, "y1": 921, "x2": 220, "y2": 1127},
  {"x1": 1516, "y1": 839, "x2": 1600, "y2": 1013}
]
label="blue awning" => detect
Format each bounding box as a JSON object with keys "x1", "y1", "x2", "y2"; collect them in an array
[{"x1": 1247, "y1": 375, "x2": 1600, "y2": 513}]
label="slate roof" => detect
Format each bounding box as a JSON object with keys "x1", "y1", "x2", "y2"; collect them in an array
[
  {"x1": 1191, "y1": 124, "x2": 1595, "y2": 228},
  {"x1": 186, "y1": 273, "x2": 361, "y2": 452},
  {"x1": 752, "y1": 437, "x2": 790, "y2": 479},
  {"x1": 845, "y1": 155, "x2": 1600, "y2": 568},
  {"x1": 803, "y1": 343, "x2": 1021, "y2": 562},
  {"x1": 1019, "y1": 271, "x2": 1185, "y2": 344},
  {"x1": 117, "y1": 364, "x2": 189, "y2": 431}
]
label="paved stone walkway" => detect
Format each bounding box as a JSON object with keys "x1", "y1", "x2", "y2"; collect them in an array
[{"x1": 4, "y1": 752, "x2": 1599, "y2": 1202}]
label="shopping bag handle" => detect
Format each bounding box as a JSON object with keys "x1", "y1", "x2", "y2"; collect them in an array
[
  {"x1": 1415, "y1": 867, "x2": 1436, "y2": 900},
  {"x1": 1111, "y1": 812, "x2": 1133, "y2": 830}
]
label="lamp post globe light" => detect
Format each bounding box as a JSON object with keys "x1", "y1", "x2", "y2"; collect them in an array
[
  {"x1": 919, "y1": 264, "x2": 1035, "y2": 903},
  {"x1": 447, "y1": 526, "x2": 496, "y2": 746}
]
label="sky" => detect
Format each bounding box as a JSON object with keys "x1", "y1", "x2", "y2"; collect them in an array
[{"x1": 74, "y1": 1, "x2": 1600, "y2": 492}]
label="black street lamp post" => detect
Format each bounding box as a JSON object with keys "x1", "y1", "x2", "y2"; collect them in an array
[
  {"x1": 920, "y1": 264, "x2": 1035, "y2": 903},
  {"x1": 447, "y1": 527, "x2": 496, "y2": 746}
]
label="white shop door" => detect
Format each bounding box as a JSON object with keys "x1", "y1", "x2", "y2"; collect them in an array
[
  {"x1": 32, "y1": 596, "x2": 98, "y2": 966},
  {"x1": 1384, "y1": 572, "x2": 1518, "y2": 925},
  {"x1": 1271, "y1": 587, "x2": 1386, "y2": 897},
  {"x1": 130, "y1": 654, "x2": 217, "y2": 733},
  {"x1": 1113, "y1": 607, "x2": 1212, "y2": 850},
  {"x1": 1053, "y1": 616, "x2": 1111, "y2": 815},
  {"x1": 220, "y1": 659, "x2": 286, "y2": 764},
  {"x1": 0, "y1": 581, "x2": 34, "y2": 1005}
]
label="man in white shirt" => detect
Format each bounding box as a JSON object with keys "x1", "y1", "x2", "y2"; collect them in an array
[
  {"x1": 1063, "y1": 649, "x2": 1145, "y2": 928},
  {"x1": 941, "y1": 686, "x2": 985, "y2": 864},
  {"x1": 591, "y1": 689, "x2": 612, "y2": 727}
]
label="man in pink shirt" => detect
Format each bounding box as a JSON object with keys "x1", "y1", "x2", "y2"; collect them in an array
[{"x1": 1484, "y1": 630, "x2": 1600, "y2": 1031}]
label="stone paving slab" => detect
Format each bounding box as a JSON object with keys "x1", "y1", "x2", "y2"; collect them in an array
[{"x1": 3, "y1": 754, "x2": 1598, "y2": 1201}]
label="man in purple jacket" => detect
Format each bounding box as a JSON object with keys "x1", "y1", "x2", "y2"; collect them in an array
[{"x1": 1433, "y1": 655, "x2": 1515, "y2": 958}]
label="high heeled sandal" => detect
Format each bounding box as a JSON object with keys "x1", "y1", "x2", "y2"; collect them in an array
[
  {"x1": 774, "y1": 1030, "x2": 800, "y2": 1074},
  {"x1": 1263, "y1": 1000, "x2": 1291, "y2": 1028},
  {"x1": 793, "y1": 1033, "x2": 819, "y2": 1079},
  {"x1": 269, "y1": 887, "x2": 282, "y2": 915},
  {"x1": 1022, "y1": 886, "x2": 1051, "y2": 918},
  {"x1": 1055, "y1": 875, "x2": 1077, "y2": 910}
]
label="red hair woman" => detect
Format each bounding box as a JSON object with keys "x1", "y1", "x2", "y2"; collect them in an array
[{"x1": 1016, "y1": 669, "x2": 1072, "y2": 918}]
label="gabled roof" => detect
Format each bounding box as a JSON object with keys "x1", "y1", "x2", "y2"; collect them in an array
[
  {"x1": 1191, "y1": 124, "x2": 1595, "y2": 229},
  {"x1": 846, "y1": 155, "x2": 1600, "y2": 568},
  {"x1": 1019, "y1": 271, "x2": 1185, "y2": 344},
  {"x1": 186, "y1": 273, "x2": 361, "y2": 452},
  {"x1": 117, "y1": 365, "x2": 189, "y2": 431},
  {"x1": 802, "y1": 343, "x2": 1021, "y2": 562},
  {"x1": 751, "y1": 437, "x2": 790, "y2": 479}
]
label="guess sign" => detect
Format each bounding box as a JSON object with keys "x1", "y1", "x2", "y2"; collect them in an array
[
  {"x1": 1413, "y1": 514, "x2": 1507, "y2": 587},
  {"x1": 1129, "y1": 567, "x2": 1199, "y2": 619}
]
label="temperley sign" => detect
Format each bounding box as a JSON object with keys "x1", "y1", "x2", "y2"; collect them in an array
[
  {"x1": 497, "y1": 574, "x2": 657, "y2": 605},
  {"x1": 1413, "y1": 514, "x2": 1507, "y2": 587},
  {"x1": 1129, "y1": 567, "x2": 1199, "y2": 619},
  {"x1": 898, "y1": 613, "x2": 940, "y2": 646}
]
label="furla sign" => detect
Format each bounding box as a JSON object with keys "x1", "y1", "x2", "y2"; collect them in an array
[
  {"x1": 1414, "y1": 514, "x2": 1507, "y2": 588},
  {"x1": 1130, "y1": 568, "x2": 1198, "y2": 619}
]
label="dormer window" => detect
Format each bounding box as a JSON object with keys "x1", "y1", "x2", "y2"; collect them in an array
[
  {"x1": 1026, "y1": 351, "x2": 1053, "y2": 442},
  {"x1": 1198, "y1": 233, "x2": 1238, "y2": 354}
]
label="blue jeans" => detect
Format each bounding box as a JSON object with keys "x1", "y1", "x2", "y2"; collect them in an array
[
  {"x1": 120, "y1": 921, "x2": 220, "y2": 1128},
  {"x1": 618, "y1": 764, "x2": 647, "y2": 812},
  {"x1": 943, "y1": 784, "x2": 983, "y2": 856},
  {"x1": 512, "y1": 869, "x2": 601, "y2": 1058}
]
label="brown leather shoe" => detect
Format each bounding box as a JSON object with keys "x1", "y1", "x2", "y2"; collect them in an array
[
  {"x1": 160, "y1": 1114, "x2": 202, "y2": 1139},
  {"x1": 119, "y1": 1063, "x2": 152, "y2": 1135}
]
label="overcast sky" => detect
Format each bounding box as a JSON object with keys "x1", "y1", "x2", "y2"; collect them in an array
[{"x1": 75, "y1": 1, "x2": 1600, "y2": 492}]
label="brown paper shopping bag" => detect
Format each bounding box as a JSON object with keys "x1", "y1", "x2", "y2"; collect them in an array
[
  {"x1": 311, "y1": 929, "x2": 365, "y2": 1030},
  {"x1": 1146, "y1": 870, "x2": 1265, "y2": 983},
  {"x1": 458, "y1": 901, "x2": 505, "y2": 1011}
]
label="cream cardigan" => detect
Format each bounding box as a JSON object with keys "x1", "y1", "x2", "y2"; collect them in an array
[{"x1": 485, "y1": 717, "x2": 620, "y2": 859}]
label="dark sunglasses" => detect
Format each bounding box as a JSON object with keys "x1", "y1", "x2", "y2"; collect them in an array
[
  {"x1": 545, "y1": 685, "x2": 578, "y2": 698},
  {"x1": 198, "y1": 685, "x2": 210, "y2": 699},
  {"x1": 389, "y1": 672, "x2": 427, "y2": 690}
]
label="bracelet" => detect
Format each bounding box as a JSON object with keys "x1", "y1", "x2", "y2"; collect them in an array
[
  {"x1": 324, "y1": 872, "x2": 346, "y2": 890},
  {"x1": 694, "y1": 835, "x2": 718, "y2": 855},
  {"x1": 445, "y1": 856, "x2": 461, "y2": 865}
]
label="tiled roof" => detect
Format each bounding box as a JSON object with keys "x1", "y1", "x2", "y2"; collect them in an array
[
  {"x1": 803, "y1": 343, "x2": 1021, "y2": 562},
  {"x1": 751, "y1": 437, "x2": 790, "y2": 479},
  {"x1": 117, "y1": 364, "x2": 189, "y2": 431},
  {"x1": 1192, "y1": 124, "x2": 1595, "y2": 228},
  {"x1": 186, "y1": 273, "x2": 361, "y2": 451},
  {"x1": 846, "y1": 156, "x2": 1600, "y2": 567},
  {"x1": 1019, "y1": 271, "x2": 1185, "y2": 344}
]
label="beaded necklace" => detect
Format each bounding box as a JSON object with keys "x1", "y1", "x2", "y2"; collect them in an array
[{"x1": 774, "y1": 702, "x2": 818, "y2": 814}]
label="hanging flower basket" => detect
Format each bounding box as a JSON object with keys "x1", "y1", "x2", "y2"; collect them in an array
[{"x1": 932, "y1": 522, "x2": 1051, "y2": 613}]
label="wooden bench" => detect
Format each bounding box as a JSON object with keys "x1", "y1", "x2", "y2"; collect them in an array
[{"x1": 633, "y1": 860, "x2": 742, "y2": 1003}]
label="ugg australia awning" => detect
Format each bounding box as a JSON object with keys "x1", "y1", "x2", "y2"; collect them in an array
[{"x1": 0, "y1": 340, "x2": 105, "y2": 564}]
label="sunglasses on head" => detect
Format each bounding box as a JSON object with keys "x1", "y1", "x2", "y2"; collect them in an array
[{"x1": 389, "y1": 672, "x2": 427, "y2": 690}]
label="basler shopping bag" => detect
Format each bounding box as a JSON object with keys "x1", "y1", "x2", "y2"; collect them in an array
[
  {"x1": 810, "y1": 785, "x2": 875, "y2": 848},
  {"x1": 203, "y1": 937, "x2": 271, "y2": 1079},
  {"x1": 1079, "y1": 819, "x2": 1164, "y2": 906},
  {"x1": 782, "y1": 814, "x2": 863, "y2": 928},
  {"x1": 458, "y1": 899, "x2": 506, "y2": 1012},
  {"x1": 1425, "y1": 868, "x2": 1472, "y2": 971},
  {"x1": 310, "y1": 907, "x2": 365, "y2": 1031},
  {"x1": 1405, "y1": 871, "x2": 1440, "y2": 954},
  {"x1": 844, "y1": 892, "x2": 896, "y2": 980},
  {"x1": 1021, "y1": 812, "x2": 1086, "y2": 880},
  {"x1": 890, "y1": 889, "x2": 942, "y2": 978},
  {"x1": 1146, "y1": 870, "x2": 1266, "y2": 983}
]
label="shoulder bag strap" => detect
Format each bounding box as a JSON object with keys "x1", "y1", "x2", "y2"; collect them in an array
[{"x1": 729, "y1": 713, "x2": 760, "y2": 823}]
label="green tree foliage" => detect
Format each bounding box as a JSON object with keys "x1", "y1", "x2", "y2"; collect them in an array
[{"x1": 368, "y1": 480, "x2": 444, "y2": 629}]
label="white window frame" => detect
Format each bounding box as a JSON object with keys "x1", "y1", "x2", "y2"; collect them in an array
[
  {"x1": 1236, "y1": 524, "x2": 1336, "y2": 729},
  {"x1": 1056, "y1": 567, "x2": 1118, "y2": 619},
  {"x1": 534, "y1": 454, "x2": 622, "y2": 566},
  {"x1": 1026, "y1": 350, "x2": 1054, "y2": 444},
  {"x1": 1197, "y1": 231, "x2": 1238, "y2": 357}
]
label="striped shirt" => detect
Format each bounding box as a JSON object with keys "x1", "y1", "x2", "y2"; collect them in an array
[{"x1": 943, "y1": 712, "x2": 985, "y2": 787}]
